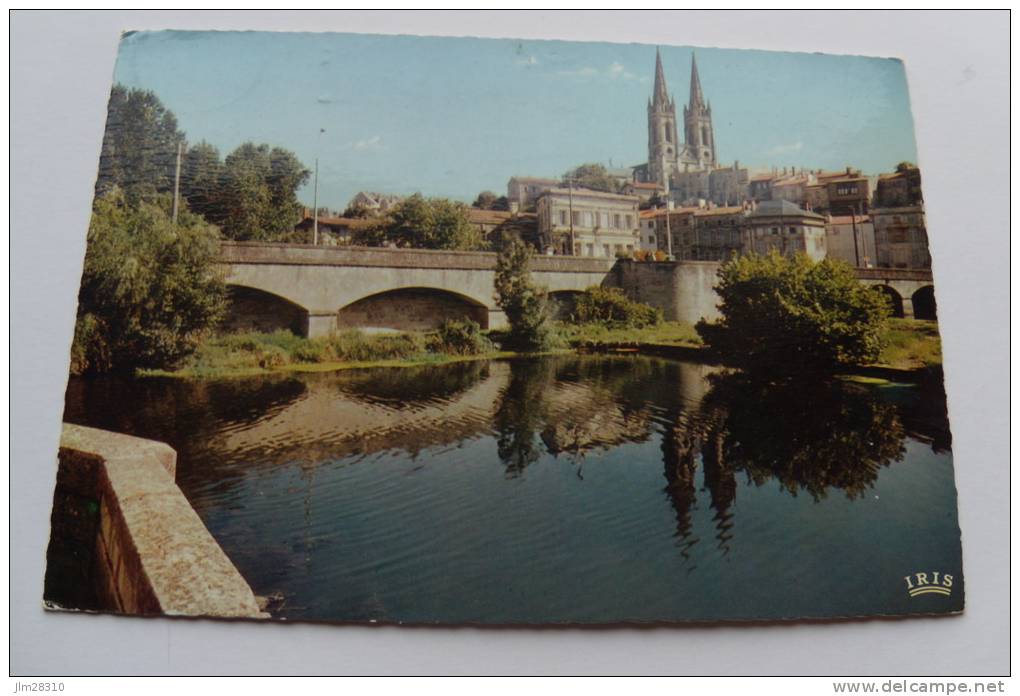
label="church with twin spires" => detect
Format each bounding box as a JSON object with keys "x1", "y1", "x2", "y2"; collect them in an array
[{"x1": 635, "y1": 50, "x2": 748, "y2": 207}]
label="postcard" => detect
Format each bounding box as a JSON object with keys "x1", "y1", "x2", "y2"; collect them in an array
[{"x1": 44, "y1": 30, "x2": 961, "y2": 624}]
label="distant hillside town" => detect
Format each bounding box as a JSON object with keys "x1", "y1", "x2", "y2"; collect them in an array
[{"x1": 304, "y1": 51, "x2": 928, "y2": 270}]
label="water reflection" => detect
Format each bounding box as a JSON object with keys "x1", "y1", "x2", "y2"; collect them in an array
[{"x1": 61, "y1": 354, "x2": 959, "y2": 622}]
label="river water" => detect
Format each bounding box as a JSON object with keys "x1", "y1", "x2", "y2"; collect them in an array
[{"x1": 64, "y1": 355, "x2": 962, "y2": 623}]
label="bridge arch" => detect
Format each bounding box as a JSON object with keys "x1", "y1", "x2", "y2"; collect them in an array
[
  {"x1": 911, "y1": 285, "x2": 937, "y2": 321},
  {"x1": 222, "y1": 284, "x2": 309, "y2": 336},
  {"x1": 337, "y1": 286, "x2": 491, "y2": 331},
  {"x1": 547, "y1": 290, "x2": 586, "y2": 321},
  {"x1": 871, "y1": 285, "x2": 904, "y2": 319}
]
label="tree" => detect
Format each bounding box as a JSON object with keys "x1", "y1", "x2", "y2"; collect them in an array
[
  {"x1": 342, "y1": 202, "x2": 374, "y2": 218},
  {"x1": 696, "y1": 252, "x2": 890, "y2": 373},
  {"x1": 179, "y1": 140, "x2": 224, "y2": 222},
  {"x1": 571, "y1": 286, "x2": 662, "y2": 328},
  {"x1": 95, "y1": 85, "x2": 184, "y2": 202},
  {"x1": 473, "y1": 191, "x2": 510, "y2": 211},
  {"x1": 384, "y1": 194, "x2": 487, "y2": 250},
  {"x1": 70, "y1": 188, "x2": 226, "y2": 374},
  {"x1": 202, "y1": 143, "x2": 311, "y2": 241},
  {"x1": 563, "y1": 163, "x2": 620, "y2": 193},
  {"x1": 494, "y1": 238, "x2": 555, "y2": 350}
]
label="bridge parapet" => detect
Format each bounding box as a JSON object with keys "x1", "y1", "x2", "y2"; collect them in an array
[
  {"x1": 219, "y1": 241, "x2": 614, "y2": 274},
  {"x1": 854, "y1": 267, "x2": 933, "y2": 282}
]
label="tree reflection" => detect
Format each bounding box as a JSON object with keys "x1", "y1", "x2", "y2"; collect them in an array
[
  {"x1": 661, "y1": 372, "x2": 907, "y2": 553},
  {"x1": 494, "y1": 359, "x2": 556, "y2": 477}
]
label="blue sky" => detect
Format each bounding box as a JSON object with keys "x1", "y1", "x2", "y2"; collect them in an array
[{"x1": 113, "y1": 31, "x2": 918, "y2": 210}]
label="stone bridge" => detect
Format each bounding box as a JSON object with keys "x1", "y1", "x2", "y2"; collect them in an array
[
  {"x1": 218, "y1": 242, "x2": 936, "y2": 337},
  {"x1": 219, "y1": 242, "x2": 615, "y2": 337},
  {"x1": 854, "y1": 267, "x2": 936, "y2": 319}
]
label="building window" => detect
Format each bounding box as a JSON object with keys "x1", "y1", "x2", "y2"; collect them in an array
[
  {"x1": 648, "y1": 235, "x2": 655, "y2": 244},
  {"x1": 571, "y1": 211, "x2": 580, "y2": 226},
  {"x1": 585, "y1": 243, "x2": 593, "y2": 256},
  {"x1": 625, "y1": 215, "x2": 633, "y2": 228},
  {"x1": 603, "y1": 244, "x2": 610, "y2": 257},
  {"x1": 559, "y1": 210, "x2": 567, "y2": 226},
  {"x1": 789, "y1": 226, "x2": 797, "y2": 235},
  {"x1": 614, "y1": 214, "x2": 621, "y2": 228},
  {"x1": 771, "y1": 227, "x2": 779, "y2": 235}
]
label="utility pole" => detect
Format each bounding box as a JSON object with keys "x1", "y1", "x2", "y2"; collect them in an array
[
  {"x1": 567, "y1": 176, "x2": 575, "y2": 255},
  {"x1": 172, "y1": 141, "x2": 183, "y2": 225},
  {"x1": 850, "y1": 202, "x2": 861, "y2": 267},
  {"x1": 312, "y1": 157, "x2": 319, "y2": 246},
  {"x1": 664, "y1": 201, "x2": 673, "y2": 260}
]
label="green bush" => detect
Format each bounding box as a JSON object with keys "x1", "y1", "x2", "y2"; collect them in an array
[
  {"x1": 256, "y1": 344, "x2": 289, "y2": 369},
  {"x1": 571, "y1": 286, "x2": 662, "y2": 328},
  {"x1": 324, "y1": 330, "x2": 428, "y2": 362},
  {"x1": 494, "y1": 238, "x2": 556, "y2": 351},
  {"x1": 696, "y1": 252, "x2": 890, "y2": 373},
  {"x1": 71, "y1": 189, "x2": 226, "y2": 375},
  {"x1": 429, "y1": 319, "x2": 493, "y2": 356},
  {"x1": 291, "y1": 341, "x2": 330, "y2": 363}
]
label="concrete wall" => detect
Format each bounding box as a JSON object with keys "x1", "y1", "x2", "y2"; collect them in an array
[
  {"x1": 45, "y1": 424, "x2": 266, "y2": 618},
  {"x1": 611, "y1": 260, "x2": 722, "y2": 325}
]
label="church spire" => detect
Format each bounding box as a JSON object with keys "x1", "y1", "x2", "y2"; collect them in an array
[
  {"x1": 653, "y1": 48, "x2": 670, "y2": 107},
  {"x1": 689, "y1": 52, "x2": 705, "y2": 108}
]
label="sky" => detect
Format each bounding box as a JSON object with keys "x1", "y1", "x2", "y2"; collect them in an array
[{"x1": 112, "y1": 30, "x2": 919, "y2": 211}]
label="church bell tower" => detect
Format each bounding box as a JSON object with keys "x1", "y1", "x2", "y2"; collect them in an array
[
  {"x1": 647, "y1": 48, "x2": 680, "y2": 188},
  {"x1": 683, "y1": 53, "x2": 716, "y2": 168}
]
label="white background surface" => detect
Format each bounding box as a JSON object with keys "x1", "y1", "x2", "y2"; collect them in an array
[{"x1": 10, "y1": 10, "x2": 1010, "y2": 676}]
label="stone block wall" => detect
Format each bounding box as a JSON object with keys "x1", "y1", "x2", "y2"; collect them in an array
[
  {"x1": 611, "y1": 260, "x2": 722, "y2": 325},
  {"x1": 45, "y1": 424, "x2": 266, "y2": 618}
]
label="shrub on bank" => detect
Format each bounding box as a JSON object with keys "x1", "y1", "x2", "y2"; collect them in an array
[
  {"x1": 571, "y1": 286, "x2": 663, "y2": 329},
  {"x1": 696, "y1": 251, "x2": 890, "y2": 373},
  {"x1": 428, "y1": 319, "x2": 493, "y2": 356}
]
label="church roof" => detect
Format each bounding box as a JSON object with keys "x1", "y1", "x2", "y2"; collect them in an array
[
  {"x1": 652, "y1": 48, "x2": 671, "y2": 106},
  {"x1": 689, "y1": 52, "x2": 705, "y2": 107}
]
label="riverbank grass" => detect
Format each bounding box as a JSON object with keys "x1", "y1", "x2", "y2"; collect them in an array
[
  {"x1": 556, "y1": 320, "x2": 702, "y2": 349},
  {"x1": 876, "y1": 318, "x2": 942, "y2": 370},
  {"x1": 140, "y1": 326, "x2": 534, "y2": 379}
]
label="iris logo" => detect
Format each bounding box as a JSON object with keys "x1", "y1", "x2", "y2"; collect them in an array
[{"x1": 904, "y1": 571, "x2": 953, "y2": 598}]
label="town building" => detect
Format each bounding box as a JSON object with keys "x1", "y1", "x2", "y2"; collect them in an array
[
  {"x1": 824, "y1": 214, "x2": 876, "y2": 267},
  {"x1": 640, "y1": 204, "x2": 745, "y2": 261},
  {"x1": 466, "y1": 208, "x2": 539, "y2": 248},
  {"x1": 622, "y1": 180, "x2": 664, "y2": 203},
  {"x1": 641, "y1": 206, "x2": 696, "y2": 257},
  {"x1": 871, "y1": 205, "x2": 930, "y2": 269},
  {"x1": 689, "y1": 206, "x2": 746, "y2": 261},
  {"x1": 874, "y1": 165, "x2": 923, "y2": 208},
  {"x1": 346, "y1": 191, "x2": 403, "y2": 216},
  {"x1": 805, "y1": 183, "x2": 828, "y2": 212},
  {"x1": 536, "y1": 187, "x2": 641, "y2": 258},
  {"x1": 294, "y1": 212, "x2": 380, "y2": 246},
  {"x1": 743, "y1": 200, "x2": 827, "y2": 261},
  {"x1": 817, "y1": 168, "x2": 869, "y2": 215},
  {"x1": 748, "y1": 173, "x2": 776, "y2": 202},
  {"x1": 670, "y1": 162, "x2": 749, "y2": 207},
  {"x1": 507, "y1": 176, "x2": 561, "y2": 211},
  {"x1": 771, "y1": 172, "x2": 814, "y2": 208}
]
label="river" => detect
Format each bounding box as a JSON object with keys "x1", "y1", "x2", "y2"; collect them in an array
[{"x1": 63, "y1": 355, "x2": 962, "y2": 623}]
